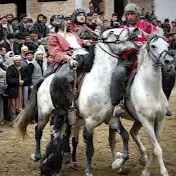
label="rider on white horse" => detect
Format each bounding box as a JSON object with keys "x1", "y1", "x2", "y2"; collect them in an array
[{"x1": 111, "y1": 3, "x2": 173, "y2": 117}]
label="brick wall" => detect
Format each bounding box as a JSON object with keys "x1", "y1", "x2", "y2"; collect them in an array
[
  {"x1": 0, "y1": 3, "x2": 17, "y2": 18},
  {"x1": 0, "y1": 0, "x2": 153, "y2": 21}
]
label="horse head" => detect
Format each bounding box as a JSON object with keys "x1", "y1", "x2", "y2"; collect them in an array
[
  {"x1": 100, "y1": 28, "x2": 142, "y2": 55},
  {"x1": 145, "y1": 32, "x2": 175, "y2": 72}
]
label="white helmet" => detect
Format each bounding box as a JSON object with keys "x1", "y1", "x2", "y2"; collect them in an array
[{"x1": 124, "y1": 3, "x2": 140, "y2": 15}]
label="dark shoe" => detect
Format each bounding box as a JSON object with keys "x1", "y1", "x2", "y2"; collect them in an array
[
  {"x1": 0, "y1": 130, "x2": 4, "y2": 133},
  {"x1": 68, "y1": 108, "x2": 77, "y2": 126}
]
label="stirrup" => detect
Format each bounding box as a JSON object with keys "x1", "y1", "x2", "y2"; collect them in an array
[{"x1": 68, "y1": 108, "x2": 77, "y2": 126}]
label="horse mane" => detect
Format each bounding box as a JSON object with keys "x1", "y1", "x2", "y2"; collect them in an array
[{"x1": 137, "y1": 44, "x2": 148, "y2": 69}]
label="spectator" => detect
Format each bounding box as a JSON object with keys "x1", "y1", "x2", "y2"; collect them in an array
[
  {"x1": 47, "y1": 15, "x2": 57, "y2": 33},
  {"x1": 33, "y1": 14, "x2": 46, "y2": 38},
  {"x1": 12, "y1": 17, "x2": 19, "y2": 25},
  {"x1": 1, "y1": 33, "x2": 20, "y2": 55},
  {"x1": 6, "y1": 55, "x2": 28, "y2": 120},
  {"x1": 26, "y1": 18, "x2": 34, "y2": 32},
  {"x1": 25, "y1": 50, "x2": 47, "y2": 89},
  {"x1": 145, "y1": 12, "x2": 150, "y2": 21},
  {"x1": 170, "y1": 21, "x2": 176, "y2": 33},
  {"x1": 18, "y1": 14, "x2": 28, "y2": 35},
  {"x1": 6, "y1": 13, "x2": 18, "y2": 34},
  {"x1": 0, "y1": 16, "x2": 8, "y2": 40},
  {"x1": 110, "y1": 13, "x2": 120, "y2": 28},
  {"x1": 20, "y1": 45, "x2": 29, "y2": 69},
  {"x1": 162, "y1": 18, "x2": 171, "y2": 35},
  {"x1": 101, "y1": 19, "x2": 111, "y2": 32}
]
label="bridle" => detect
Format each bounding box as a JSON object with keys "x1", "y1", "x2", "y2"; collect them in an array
[
  {"x1": 146, "y1": 36, "x2": 174, "y2": 67},
  {"x1": 97, "y1": 27, "x2": 140, "y2": 58}
]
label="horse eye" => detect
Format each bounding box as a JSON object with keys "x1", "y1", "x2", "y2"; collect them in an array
[{"x1": 151, "y1": 45, "x2": 156, "y2": 49}]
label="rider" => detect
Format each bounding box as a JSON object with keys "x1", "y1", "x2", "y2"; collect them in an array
[
  {"x1": 70, "y1": 8, "x2": 98, "y2": 41},
  {"x1": 40, "y1": 13, "x2": 95, "y2": 176},
  {"x1": 110, "y1": 3, "x2": 160, "y2": 117}
]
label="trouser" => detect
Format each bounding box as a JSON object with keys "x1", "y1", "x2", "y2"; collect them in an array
[
  {"x1": 110, "y1": 51, "x2": 137, "y2": 106},
  {"x1": 162, "y1": 69, "x2": 176, "y2": 100}
]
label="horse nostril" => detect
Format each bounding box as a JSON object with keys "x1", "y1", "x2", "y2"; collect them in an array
[{"x1": 164, "y1": 60, "x2": 170, "y2": 64}]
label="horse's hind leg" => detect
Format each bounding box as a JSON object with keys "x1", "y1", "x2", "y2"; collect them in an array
[
  {"x1": 110, "y1": 118, "x2": 129, "y2": 171},
  {"x1": 30, "y1": 111, "x2": 51, "y2": 162},
  {"x1": 83, "y1": 126, "x2": 94, "y2": 176},
  {"x1": 130, "y1": 120, "x2": 148, "y2": 166},
  {"x1": 141, "y1": 120, "x2": 168, "y2": 176}
]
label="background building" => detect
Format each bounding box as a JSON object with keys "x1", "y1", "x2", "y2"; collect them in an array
[{"x1": 0, "y1": 0, "x2": 154, "y2": 20}]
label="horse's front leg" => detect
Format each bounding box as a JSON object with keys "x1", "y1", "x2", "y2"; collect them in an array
[
  {"x1": 83, "y1": 126, "x2": 94, "y2": 176},
  {"x1": 130, "y1": 120, "x2": 148, "y2": 166},
  {"x1": 110, "y1": 117, "x2": 129, "y2": 171}
]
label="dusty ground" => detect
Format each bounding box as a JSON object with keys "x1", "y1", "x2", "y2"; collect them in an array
[{"x1": 0, "y1": 89, "x2": 176, "y2": 176}]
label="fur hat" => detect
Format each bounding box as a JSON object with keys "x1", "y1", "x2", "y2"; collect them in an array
[{"x1": 124, "y1": 3, "x2": 140, "y2": 15}]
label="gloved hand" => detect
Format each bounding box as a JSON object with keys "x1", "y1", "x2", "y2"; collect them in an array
[{"x1": 68, "y1": 59, "x2": 78, "y2": 69}]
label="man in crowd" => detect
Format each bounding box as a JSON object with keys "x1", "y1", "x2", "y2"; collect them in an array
[{"x1": 6, "y1": 55, "x2": 28, "y2": 120}]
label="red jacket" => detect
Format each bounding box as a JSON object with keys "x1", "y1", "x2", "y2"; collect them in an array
[
  {"x1": 120, "y1": 20, "x2": 159, "y2": 59},
  {"x1": 48, "y1": 32, "x2": 83, "y2": 64}
]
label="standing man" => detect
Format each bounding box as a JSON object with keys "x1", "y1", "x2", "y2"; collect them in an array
[{"x1": 6, "y1": 55, "x2": 28, "y2": 120}]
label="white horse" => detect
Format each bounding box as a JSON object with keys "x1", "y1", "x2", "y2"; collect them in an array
[
  {"x1": 78, "y1": 32, "x2": 174, "y2": 176},
  {"x1": 15, "y1": 27, "x2": 141, "y2": 174}
]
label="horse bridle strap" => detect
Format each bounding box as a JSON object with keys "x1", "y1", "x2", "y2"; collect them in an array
[
  {"x1": 97, "y1": 43, "x2": 119, "y2": 58},
  {"x1": 147, "y1": 36, "x2": 173, "y2": 67}
]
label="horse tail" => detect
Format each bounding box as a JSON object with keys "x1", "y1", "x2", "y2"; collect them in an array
[{"x1": 15, "y1": 78, "x2": 45, "y2": 138}]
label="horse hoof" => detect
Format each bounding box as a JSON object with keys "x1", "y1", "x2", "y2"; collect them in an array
[
  {"x1": 115, "y1": 152, "x2": 122, "y2": 159},
  {"x1": 85, "y1": 173, "x2": 93, "y2": 176},
  {"x1": 112, "y1": 158, "x2": 123, "y2": 171},
  {"x1": 30, "y1": 154, "x2": 37, "y2": 162},
  {"x1": 70, "y1": 162, "x2": 80, "y2": 171},
  {"x1": 141, "y1": 170, "x2": 150, "y2": 176},
  {"x1": 30, "y1": 153, "x2": 41, "y2": 162},
  {"x1": 139, "y1": 156, "x2": 148, "y2": 166}
]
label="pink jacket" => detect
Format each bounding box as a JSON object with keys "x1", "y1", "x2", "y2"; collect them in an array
[{"x1": 48, "y1": 32, "x2": 83, "y2": 64}]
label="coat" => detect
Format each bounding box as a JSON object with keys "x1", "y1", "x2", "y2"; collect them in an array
[{"x1": 6, "y1": 65, "x2": 28, "y2": 98}]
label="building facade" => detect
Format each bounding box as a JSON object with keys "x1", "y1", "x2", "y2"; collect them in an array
[{"x1": 0, "y1": 0, "x2": 153, "y2": 20}]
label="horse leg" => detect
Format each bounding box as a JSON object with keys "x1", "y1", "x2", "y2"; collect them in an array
[
  {"x1": 130, "y1": 120, "x2": 148, "y2": 166},
  {"x1": 31, "y1": 112, "x2": 51, "y2": 162},
  {"x1": 108, "y1": 127, "x2": 116, "y2": 162},
  {"x1": 154, "y1": 119, "x2": 168, "y2": 176},
  {"x1": 83, "y1": 126, "x2": 94, "y2": 176},
  {"x1": 40, "y1": 108, "x2": 66, "y2": 175},
  {"x1": 71, "y1": 119, "x2": 84, "y2": 170},
  {"x1": 111, "y1": 118, "x2": 129, "y2": 171},
  {"x1": 63, "y1": 124, "x2": 71, "y2": 165},
  {"x1": 141, "y1": 120, "x2": 168, "y2": 176}
]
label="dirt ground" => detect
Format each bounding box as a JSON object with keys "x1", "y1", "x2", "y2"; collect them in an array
[{"x1": 0, "y1": 89, "x2": 176, "y2": 176}]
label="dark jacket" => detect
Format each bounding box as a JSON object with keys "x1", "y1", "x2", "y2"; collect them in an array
[
  {"x1": 6, "y1": 65, "x2": 28, "y2": 98},
  {"x1": 33, "y1": 20, "x2": 48, "y2": 38},
  {"x1": 1, "y1": 39, "x2": 20, "y2": 55},
  {"x1": 18, "y1": 22, "x2": 28, "y2": 35}
]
